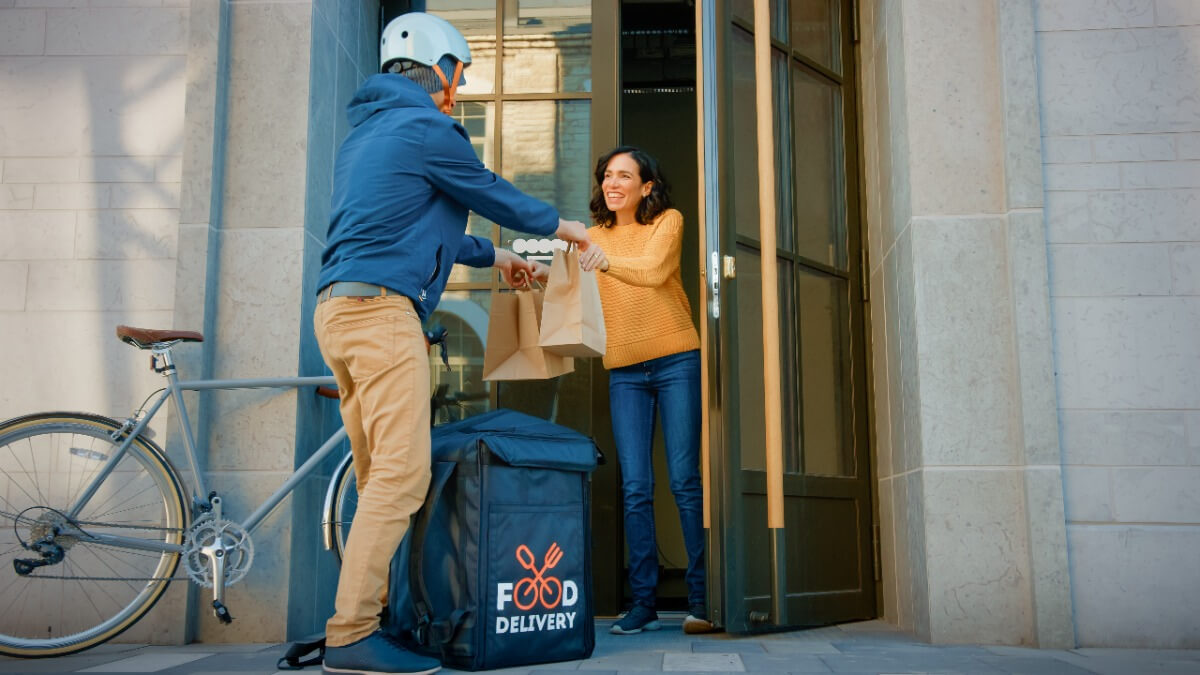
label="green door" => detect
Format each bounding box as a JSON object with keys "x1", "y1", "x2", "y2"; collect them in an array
[{"x1": 701, "y1": 0, "x2": 875, "y2": 632}]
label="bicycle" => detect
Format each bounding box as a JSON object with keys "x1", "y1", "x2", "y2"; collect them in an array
[{"x1": 0, "y1": 323, "x2": 462, "y2": 658}]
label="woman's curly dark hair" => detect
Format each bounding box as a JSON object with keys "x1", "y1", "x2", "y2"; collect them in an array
[{"x1": 589, "y1": 146, "x2": 673, "y2": 227}]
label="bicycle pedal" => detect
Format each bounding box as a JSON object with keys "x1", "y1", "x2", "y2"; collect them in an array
[{"x1": 212, "y1": 600, "x2": 234, "y2": 624}]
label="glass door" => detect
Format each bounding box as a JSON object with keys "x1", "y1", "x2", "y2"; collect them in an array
[{"x1": 707, "y1": 0, "x2": 874, "y2": 631}]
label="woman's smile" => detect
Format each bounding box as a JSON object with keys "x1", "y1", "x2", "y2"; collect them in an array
[{"x1": 604, "y1": 189, "x2": 630, "y2": 209}]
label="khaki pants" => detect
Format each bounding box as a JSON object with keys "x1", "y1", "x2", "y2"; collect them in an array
[{"x1": 314, "y1": 294, "x2": 431, "y2": 646}]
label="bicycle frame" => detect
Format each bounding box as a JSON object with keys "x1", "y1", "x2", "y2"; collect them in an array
[{"x1": 65, "y1": 343, "x2": 340, "y2": 555}]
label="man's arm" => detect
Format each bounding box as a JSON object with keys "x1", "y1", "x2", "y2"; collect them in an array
[
  {"x1": 454, "y1": 233, "x2": 495, "y2": 267},
  {"x1": 422, "y1": 120, "x2": 559, "y2": 237}
]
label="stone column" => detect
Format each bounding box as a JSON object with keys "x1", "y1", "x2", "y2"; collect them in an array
[
  {"x1": 285, "y1": 0, "x2": 380, "y2": 641},
  {"x1": 176, "y1": 0, "x2": 321, "y2": 642},
  {"x1": 860, "y1": 0, "x2": 1074, "y2": 646}
]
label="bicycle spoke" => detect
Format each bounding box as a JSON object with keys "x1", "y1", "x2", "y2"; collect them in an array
[
  {"x1": 0, "y1": 501, "x2": 39, "y2": 525},
  {"x1": 87, "y1": 499, "x2": 165, "y2": 525},
  {"x1": 64, "y1": 434, "x2": 109, "y2": 516},
  {"x1": 28, "y1": 435, "x2": 51, "y2": 508},
  {"x1": 73, "y1": 550, "x2": 140, "y2": 607},
  {"x1": 77, "y1": 468, "x2": 145, "y2": 525},
  {"x1": 0, "y1": 565, "x2": 27, "y2": 607},
  {"x1": 3, "y1": 439, "x2": 43, "y2": 510},
  {"x1": 72, "y1": 574, "x2": 107, "y2": 632},
  {"x1": 0, "y1": 543, "x2": 24, "y2": 557},
  {"x1": 62, "y1": 557, "x2": 110, "y2": 629},
  {"x1": 0, "y1": 571, "x2": 34, "y2": 628}
]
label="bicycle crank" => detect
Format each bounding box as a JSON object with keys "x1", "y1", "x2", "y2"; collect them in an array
[{"x1": 182, "y1": 515, "x2": 254, "y2": 590}]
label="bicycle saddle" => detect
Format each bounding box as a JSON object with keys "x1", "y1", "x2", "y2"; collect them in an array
[{"x1": 116, "y1": 325, "x2": 204, "y2": 349}]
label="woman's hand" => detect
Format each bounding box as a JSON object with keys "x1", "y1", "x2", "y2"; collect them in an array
[
  {"x1": 580, "y1": 245, "x2": 608, "y2": 273},
  {"x1": 494, "y1": 249, "x2": 536, "y2": 288}
]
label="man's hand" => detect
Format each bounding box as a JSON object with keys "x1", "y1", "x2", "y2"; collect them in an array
[
  {"x1": 555, "y1": 218, "x2": 591, "y2": 249},
  {"x1": 527, "y1": 259, "x2": 551, "y2": 284},
  {"x1": 494, "y1": 248, "x2": 537, "y2": 288}
]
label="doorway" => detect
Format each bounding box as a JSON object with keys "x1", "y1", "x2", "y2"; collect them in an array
[{"x1": 610, "y1": 0, "x2": 702, "y2": 614}]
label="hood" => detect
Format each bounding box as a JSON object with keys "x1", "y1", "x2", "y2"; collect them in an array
[{"x1": 346, "y1": 73, "x2": 437, "y2": 128}]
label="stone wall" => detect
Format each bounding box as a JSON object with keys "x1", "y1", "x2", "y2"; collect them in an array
[
  {"x1": 0, "y1": 0, "x2": 191, "y2": 645},
  {"x1": 859, "y1": 0, "x2": 1072, "y2": 646},
  {"x1": 1036, "y1": 0, "x2": 1200, "y2": 648},
  {"x1": 0, "y1": 0, "x2": 188, "y2": 425}
]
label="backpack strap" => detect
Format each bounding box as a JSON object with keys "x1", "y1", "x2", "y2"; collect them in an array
[
  {"x1": 276, "y1": 633, "x2": 325, "y2": 670},
  {"x1": 409, "y1": 460, "x2": 469, "y2": 652}
]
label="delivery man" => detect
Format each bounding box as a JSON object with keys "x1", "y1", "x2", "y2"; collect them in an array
[{"x1": 314, "y1": 12, "x2": 591, "y2": 675}]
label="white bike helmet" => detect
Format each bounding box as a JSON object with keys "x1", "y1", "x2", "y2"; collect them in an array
[{"x1": 380, "y1": 12, "x2": 472, "y2": 73}]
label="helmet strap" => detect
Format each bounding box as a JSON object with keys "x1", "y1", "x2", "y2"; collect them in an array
[{"x1": 432, "y1": 61, "x2": 464, "y2": 114}]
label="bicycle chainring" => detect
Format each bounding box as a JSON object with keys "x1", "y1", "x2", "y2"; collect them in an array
[{"x1": 183, "y1": 515, "x2": 254, "y2": 588}]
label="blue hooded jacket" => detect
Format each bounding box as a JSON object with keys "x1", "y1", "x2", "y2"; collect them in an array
[{"x1": 317, "y1": 74, "x2": 559, "y2": 320}]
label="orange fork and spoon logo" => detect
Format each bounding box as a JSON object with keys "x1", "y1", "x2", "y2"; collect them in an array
[{"x1": 514, "y1": 543, "x2": 564, "y2": 610}]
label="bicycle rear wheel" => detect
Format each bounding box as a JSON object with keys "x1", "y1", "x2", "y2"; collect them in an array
[
  {"x1": 0, "y1": 412, "x2": 188, "y2": 657},
  {"x1": 325, "y1": 452, "x2": 356, "y2": 563}
]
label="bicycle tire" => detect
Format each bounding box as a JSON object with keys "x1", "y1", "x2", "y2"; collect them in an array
[
  {"x1": 326, "y1": 452, "x2": 356, "y2": 563},
  {"x1": 0, "y1": 412, "x2": 189, "y2": 657}
]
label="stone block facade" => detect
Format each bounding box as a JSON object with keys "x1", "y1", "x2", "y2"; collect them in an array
[
  {"x1": 0, "y1": 0, "x2": 191, "y2": 645},
  {"x1": 1036, "y1": 0, "x2": 1200, "y2": 648},
  {"x1": 0, "y1": 1, "x2": 187, "y2": 421},
  {"x1": 861, "y1": 0, "x2": 1200, "y2": 649}
]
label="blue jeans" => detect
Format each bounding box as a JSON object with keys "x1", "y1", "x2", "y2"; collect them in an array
[{"x1": 609, "y1": 349, "x2": 704, "y2": 609}]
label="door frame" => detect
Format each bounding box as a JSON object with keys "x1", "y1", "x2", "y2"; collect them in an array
[{"x1": 698, "y1": 0, "x2": 876, "y2": 633}]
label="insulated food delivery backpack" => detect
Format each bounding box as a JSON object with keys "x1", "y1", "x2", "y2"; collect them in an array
[{"x1": 384, "y1": 409, "x2": 599, "y2": 670}]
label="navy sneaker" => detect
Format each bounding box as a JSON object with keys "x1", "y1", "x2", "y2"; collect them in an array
[
  {"x1": 683, "y1": 603, "x2": 715, "y2": 634},
  {"x1": 323, "y1": 630, "x2": 441, "y2": 675},
  {"x1": 610, "y1": 604, "x2": 661, "y2": 635}
]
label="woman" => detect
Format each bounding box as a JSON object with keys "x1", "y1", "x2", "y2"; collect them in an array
[{"x1": 578, "y1": 146, "x2": 712, "y2": 635}]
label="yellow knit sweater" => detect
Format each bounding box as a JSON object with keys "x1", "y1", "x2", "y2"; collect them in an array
[{"x1": 590, "y1": 208, "x2": 700, "y2": 369}]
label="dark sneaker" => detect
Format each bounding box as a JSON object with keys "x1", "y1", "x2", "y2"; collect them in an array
[
  {"x1": 610, "y1": 604, "x2": 661, "y2": 635},
  {"x1": 683, "y1": 604, "x2": 715, "y2": 634},
  {"x1": 323, "y1": 630, "x2": 441, "y2": 675}
]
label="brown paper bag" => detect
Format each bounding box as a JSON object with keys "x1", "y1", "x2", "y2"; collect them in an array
[
  {"x1": 482, "y1": 287, "x2": 575, "y2": 381},
  {"x1": 538, "y1": 247, "x2": 607, "y2": 358}
]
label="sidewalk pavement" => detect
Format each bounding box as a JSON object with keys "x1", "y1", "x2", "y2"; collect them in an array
[{"x1": 2, "y1": 618, "x2": 1197, "y2": 675}]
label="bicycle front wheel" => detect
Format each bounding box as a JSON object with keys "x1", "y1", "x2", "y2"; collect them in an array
[{"x1": 0, "y1": 412, "x2": 188, "y2": 657}]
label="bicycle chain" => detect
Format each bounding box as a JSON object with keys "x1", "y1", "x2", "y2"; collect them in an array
[{"x1": 67, "y1": 520, "x2": 186, "y2": 533}]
